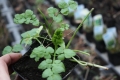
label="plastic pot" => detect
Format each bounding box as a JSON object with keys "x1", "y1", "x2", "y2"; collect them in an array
[{"x1": 12, "y1": 37, "x2": 79, "y2": 80}]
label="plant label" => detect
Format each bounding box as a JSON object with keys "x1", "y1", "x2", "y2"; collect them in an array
[{"x1": 93, "y1": 14, "x2": 103, "y2": 27}]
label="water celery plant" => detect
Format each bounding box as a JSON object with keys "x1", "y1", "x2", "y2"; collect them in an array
[{"x1": 2, "y1": 0, "x2": 108, "y2": 80}]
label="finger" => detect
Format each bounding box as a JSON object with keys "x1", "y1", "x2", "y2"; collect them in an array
[
  {"x1": 0, "y1": 53, "x2": 22, "y2": 80},
  {"x1": 14, "y1": 75, "x2": 23, "y2": 80},
  {"x1": 1, "y1": 53, "x2": 22, "y2": 66}
]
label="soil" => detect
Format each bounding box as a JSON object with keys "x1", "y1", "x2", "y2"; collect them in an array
[{"x1": 12, "y1": 36, "x2": 78, "y2": 80}]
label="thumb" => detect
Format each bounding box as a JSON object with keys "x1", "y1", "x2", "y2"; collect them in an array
[{"x1": 1, "y1": 53, "x2": 22, "y2": 66}]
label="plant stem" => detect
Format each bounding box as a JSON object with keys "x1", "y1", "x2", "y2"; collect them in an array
[
  {"x1": 66, "y1": 8, "x2": 94, "y2": 48},
  {"x1": 74, "y1": 50, "x2": 90, "y2": 56},
  {"x1": 53, "y1": 45, "x2": 57, "y2": 62},
  {"x1": 40, "y1": 36, "x2": 52, "y2": 41},
  {"x1": 38, "y1": 8, "x2": 52, "y2": 39},
  {"x1": 35, "y1": 38, "x2": 42, "y2": 44},
  {"x1": 72, "y1": 57, "x2": 108, "y2": 69}
]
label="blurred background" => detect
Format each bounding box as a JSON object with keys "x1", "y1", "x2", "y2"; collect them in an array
[{"x1": 0, "y1": 0, "x2": 120, "y2": 80}]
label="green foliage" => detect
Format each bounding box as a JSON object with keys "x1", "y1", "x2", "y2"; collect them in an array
[
  {"x1": 58, "y1": 1, "x2": 68, "y2": 9},
  {"x1": 47, "y1": 74, "x2": 62, "y2": 80},
  {"x1": 56, "y1": 47, "x2": 76, "y2": 60},
  {"x1": 42, "y1": 68, "x2": 53, "y2": 78},
  {"x1": 14, "y1": 9, "x2": 39, "y2": 26},
  {"x1": 2, "y1": 1, "x2": 97, "y2": 80},
  {"x1": 61, "y1": 8, "x2": 69, "y2": 15},
  {"x1": 12, "y1": 44, "x2": 23, "y2": 52},
  {"x1": 2, "y1": 44, "x2": 23, "y2": 55},
  {"x1": 47, "y1": 7, "x2": 58, "y2": 18},
  {"x1": 53, "y1": 14, "x2": 63, "y2": 23},
  {"x1": 64, "y1": 49, "x2": 76, "y2": 58},
  {"x1": 60, "y1": 23, "x2": 69, "y2": 31},
  {"x1": 58, "y1": 0, "x2": 78, "y2": 15},
  {"x1": 30, "y1": 46, "x2": 54, "y2": 61},
  {"x1": 2, "y1": 46, "x2": 12, "y2": 55},
  {"x1": 52, "y1": 29, "x2": 63, "y2": 46},
  {"x1": 38, "y1": 59, "x2": 52, "y2": 70},
  {"x1": 21, "y1": 26, "x2": 43, "y2": 45},
  {"x1": 68, "y1": 0, "x2": 78, "y2": 10}
]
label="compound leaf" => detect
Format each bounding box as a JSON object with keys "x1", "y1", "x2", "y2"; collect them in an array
[
  {"x1": 64, "y1": 49, "x2": 76, "y2": 58},
  {"x1": 42, "y1": 68, "x2": 53, "y2": 78},
  {"x1": 2, "y1": 46, "x2": 12, "y2": 55},
  {"x1": 12, "y1": 44, "x2": 23, "y2": 52}
]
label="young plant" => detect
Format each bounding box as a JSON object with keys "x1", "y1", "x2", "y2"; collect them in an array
[{"x1": 2, "y1": 0, "x2": 107, "y2": 80}]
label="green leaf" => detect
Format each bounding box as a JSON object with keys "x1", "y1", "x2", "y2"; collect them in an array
[
  {"x1": 61, "y1": 8, "x2": 69, "y2": 15},
  {"x1": 46, "y1": 47, "x2": 54, "y2": 54},
  {"x1": 14, "y1": 18, "x2": 18, "y2": 24},
  {"x1": 12, "y1": 44, "x2": 23, "y2": 52},
  {"x1": 53, "y1": 60, "x2": 61, "y2": 64},
  {"x1": 44, "y1": 54, "x2": 51, "y2": 59},
  {"x1": 42, "y1": 68, "x2": 53, "y2": 78},
  {"x1": 30, "y1": 53, "x2": 36, "y2": 58},
  {"x1": 31, "y1": 46, "x2": 46, "y2": 60},
  {"x1": 38, "y1": 59, "x2": 52, "y2": 70},
  {"x1": 58, "y1": 1, "x2": 68, "y2": 9},
  {"x1": 52, "y1": 65, "x2": 65, "y2": 74},
  {"x1": 18, "y1": 18, "x2": 26, "y2": 24},
  {"x1": 64, "y1": 49, "x2": 76, "y2": 58},
  {"x1": 2, "y1": 46, "x2": 12, "y2": 55},
  {"x1": 25, "y1": 9, "x2": 33, "y2": 16},
  {"x1": 68, "y1": 0, "x2": 78, "y2": 10},
  {"x1": 47, "y1": 7, "x2": 58, "y2": 17},
  {"x1": 52, "y1": 29, "x2": 63, "y2": 45},
  {"x1": 58, "y1": 54, "x2": 65, "y2": 60},
  {"x1": 55, "y1": 47, "x2": 64, "y2": 54},
  {"x1": 15, "y1": 14, "x2": 21, "y2": 19},
  {"x1": 46, "y1": 59, "x2": 52, "y2": 63},
  {"x1": 59, "y1": 41, "x2": 65, "y2": 48},
  {"x1": 60, "y1": 23, "x2": 69, "y2": 31},
  {"x1": 33, "y1": 56, "x2": 39, "y2": 61},
  {"x1": 47, "y1": 74, "x2": 62, "y2": 80},
  {"x1": 53, "y1": 14, "x2": 63, "y2": 23},
  {"x1": 33, "y1": 19, "x2": 39, "y2": 26},
  {"x1": 38, "y1": 60, "x2": 49, "y2": 70},
  {"x1": 21, "y1": 38, "x2": 32, "y2": 45},
  {"x1": 31, "y1": 15, "x2": 36, "y2": 19}
]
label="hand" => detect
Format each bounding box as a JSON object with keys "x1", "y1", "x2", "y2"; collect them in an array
[{"x1": 0, "y1": 53, "x2": 22, "y2": 80}]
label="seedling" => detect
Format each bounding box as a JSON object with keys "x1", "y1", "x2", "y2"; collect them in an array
[
  {"x1": 103, "y1": 31, "x2": 116, "y2": 50},
  {"x1": 93, "y1": 14, "x2": 106, "y2": 41},
  {"x1": 2, "y1": 0, "x2": 107, "y2": 80}
]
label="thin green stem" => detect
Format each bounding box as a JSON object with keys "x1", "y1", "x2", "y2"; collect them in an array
[
  {"x1": 74, "y1": 50, "x2": 90, "y2": 56},
  {"x1": 40, "y1": 36, "x2": 52, "y2": 41},
  {"x1": 72, "y1": 57, "x2": 108, "y2": 69},
  {"x1": 35, "y1": 38, "x2": 42, "y2": 44},
  {"x1": 38, "y1": 8, "x2": 52, "y2": 39},
  {"x1": 66, "y1": 8, "x2": 94, "y2": 48},
  {"x1": 53, "y1": 45, "x2": 57, "y2": 62}
]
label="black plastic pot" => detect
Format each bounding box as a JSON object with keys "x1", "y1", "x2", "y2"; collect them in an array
[
  {"x1": 12, "y1": 37, "x2": 79, "y2": 80},
  {"x1": 95, "y1": 40, "x2": 107, "y2": 53},
  {"x1": 85, "y1": 31, "x2": 95, "y2": 43},
  {"x1": 107, "y1": 51, "x2": 120, "y2": 66}
]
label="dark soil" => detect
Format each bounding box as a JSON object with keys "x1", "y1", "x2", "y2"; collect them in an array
[{"x1": 12, "y1": 36, "x2": 78, "y2": 80}]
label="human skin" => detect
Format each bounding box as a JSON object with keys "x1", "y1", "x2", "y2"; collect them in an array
[{"x1": 0, "y1": 53, "x2": 22, "y2": 80}]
